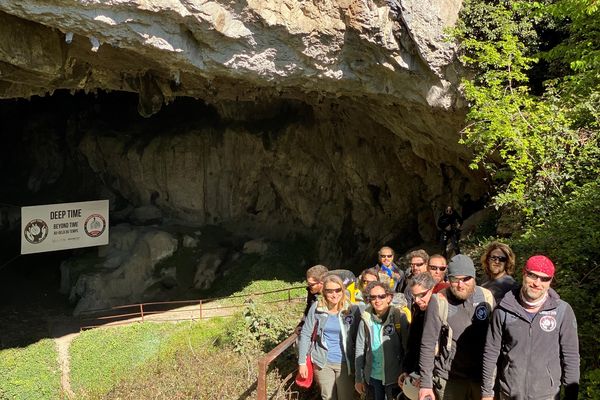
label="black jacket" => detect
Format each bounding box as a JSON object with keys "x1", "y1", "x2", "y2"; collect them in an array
[{"x1": 481, "y1": 287, "x2": 580, "y2": 400}]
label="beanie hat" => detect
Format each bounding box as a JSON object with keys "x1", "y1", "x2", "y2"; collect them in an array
[
  {"x1": 447, "y1": 254, "x2": 476, "y2": 278},
  {"x1": 525, "y1": 255, "x2": 555, "y2": 277}
]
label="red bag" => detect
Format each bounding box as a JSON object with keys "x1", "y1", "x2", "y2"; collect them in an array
[
  {"x1": 295, "y1": 355, "x2": 314, "y2": 388},
  {"x1": 295, "y1": 322, "x2": 318, "y2": 389}
]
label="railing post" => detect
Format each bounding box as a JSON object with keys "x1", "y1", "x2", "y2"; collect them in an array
[
  {"x1": 140, "y1": 304, "x2": 144, "y2": 322},
  {"x1": 199, "y1": 300, "x2": 203, "y2": 319},
  {"x1": 257, "y1": 358, "x2": 268, "y2": 400}
]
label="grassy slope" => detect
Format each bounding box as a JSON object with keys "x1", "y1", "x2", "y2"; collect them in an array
[
  {"x1": 0, "y1": 339, "x2": 62, "y2": 400},
  {"x1": 68, "y1": 238, "x2": 312, "y2": 399}
]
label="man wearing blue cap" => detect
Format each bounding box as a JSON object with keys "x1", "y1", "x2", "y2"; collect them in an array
[{"x1": 417, "y1": 254, "x2": 494, "y2": 400}]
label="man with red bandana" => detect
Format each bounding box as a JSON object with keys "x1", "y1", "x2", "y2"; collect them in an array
[{"x1": 481, "y1": 255, "x2": 580, "y2": 400}]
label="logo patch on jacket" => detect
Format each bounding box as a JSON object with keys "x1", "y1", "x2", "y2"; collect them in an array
[
  {"x1": 344, "y1": 315, "x2": 354, "y2": 325},
  {"x1": 383, "y1": 324, "x2": 394, "y2": 336},
  {"x1": 475, "y1": 303, "x2": 489, "y2": 320},
  {"x1": 540, "y1": 315, "x2": 557, "y2": 332}
]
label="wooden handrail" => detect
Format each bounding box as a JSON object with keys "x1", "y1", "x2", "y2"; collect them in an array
[{"x1": 257, "y1": 333, "x2": 298, "y2": 400}]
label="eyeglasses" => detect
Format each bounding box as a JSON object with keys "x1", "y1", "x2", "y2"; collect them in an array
[
  {"x1": 428, "y1": 265, "x2": 447, "y2": 272},
  {"x1": 369, "y1": 294, "x2": 389, "y2": 301},
  {"x1": 324, "y1": 288, "x2": 343, "y2": 294},
  {"x1": 449, "y1": 276, "x2": 473, "y2": 284},
  {"x1": 379, "y1": 254, "x2": 393, "y2": 259},
  {"x1": 412, "y1": 289, "x2": 431, "y2": 300},
  {"x1": 307, "y1": 281, "x2": 321, "y2": 288},
  {"x1": 525, "y1": 270, "x2": 552, "y2": 283},
  {"x1": 362, "y1": 279, "x2": 377, "y2": 285},
  {"x1": 488, "y1": 255, "x2": 508, "y2": 263},
  {"x1": 410, "y1": 262, "x2": 425, "y2": 267}
]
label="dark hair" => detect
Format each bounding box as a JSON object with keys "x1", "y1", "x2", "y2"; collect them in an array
[
  {"x1": 365, "y1": 281, "x2": 393, "y2": 297},
  {"x1": 408, "y1": 249, "x2": 430, "y2": 264},
  {"x1": 481, "y1": 242, "x2": 516, "y2": 277},
  {"x1": 306, "y1": 264, "x2": 329, "y2": 281},
  {"x1": 409, "y1": 272, "x2": 435, "y2": 290}
]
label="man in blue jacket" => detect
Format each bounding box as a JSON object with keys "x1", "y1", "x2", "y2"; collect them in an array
[{"x1": 481, "y1": 255, "x2": 580, "y2": 400}]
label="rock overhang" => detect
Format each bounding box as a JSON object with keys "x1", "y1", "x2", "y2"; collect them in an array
[{"x1": 0, "y1": 0, "x2": 485, "y2": 263}]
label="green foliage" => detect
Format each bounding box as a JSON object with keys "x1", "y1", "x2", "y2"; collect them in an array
[
  {"x1": 455, "y1": 0, "x2": 600, "y2": 217},
  {"x1": 456, "y1": 1, "x2": 600, "y2": 396},
  {"x1": 0, "y1": 339, "x2": 61, "y2": 400},
  {"x1": 229, "y1": 302, "x2": 301, "y2": 355}
]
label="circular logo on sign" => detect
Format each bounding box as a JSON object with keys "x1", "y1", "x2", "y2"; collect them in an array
[
  {"x1": 24, "y1": 219, "x2": 48, "y2": 244},
  {"x1": 84, "y1": 214, "x2": 106, "y2": 237},
  {"x1": 540, "y1": 315, "x2": 557, "y2": 332},
  {"x1": 475, "y1": 303, "x2": 489, "y2": 321},
  {"x1": 383, "y1": 324, "x2": 394, "y2": 336}
]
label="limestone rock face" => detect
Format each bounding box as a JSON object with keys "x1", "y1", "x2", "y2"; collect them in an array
[
  {"x1": 0, "y1": 1, "x2": 487, "y2": 271},
  {"x1": 0, "y1": 0, "x2": 463, "y2": 110},
  {"x1": 63, "y1": 224, "x2": 178, "y2": 314}
]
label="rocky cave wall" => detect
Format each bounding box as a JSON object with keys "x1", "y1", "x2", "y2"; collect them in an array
[{"x1": 0, "y1": 0, "x2": 489, "y2": 309}]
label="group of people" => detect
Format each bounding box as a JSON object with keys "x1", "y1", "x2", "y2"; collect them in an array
[{"x1": 296, "y1": 243, "x2": 580, "y2": 400}]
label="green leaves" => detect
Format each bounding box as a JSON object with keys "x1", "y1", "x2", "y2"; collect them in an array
[{"x1": 455, "y1": 0, "x2": 600, "y2": 218}]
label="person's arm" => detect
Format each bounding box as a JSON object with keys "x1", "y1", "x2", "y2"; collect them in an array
[
  {"x1": 481, "y1": 308, "x2": 504, "y2": 397},
  {"x1": 298, "y1": 302, "x2": 318, "y2": 366},
  {"x1": 354, "y1": 319, "x2": 367, "y2": 384},
  {"x1": 418, "y1": 295, "x2": 441, "y2": 389},
  {"x1": 559, "y1": 303, "x2": 580, "y2": 400}
]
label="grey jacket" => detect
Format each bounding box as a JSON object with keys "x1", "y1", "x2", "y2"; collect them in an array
[
  {"x1": 418, "y1": 286, "x2": 494, "y2": 388},
  {"x1": 355, "y1": 305, "x2": 410, "y2": 386},
  {"x1": 297, "y1": 301, "x2": 361, "y2": 373},
  {"x1": 481, "y1": 288, "x2": 580, "y2": 400}
]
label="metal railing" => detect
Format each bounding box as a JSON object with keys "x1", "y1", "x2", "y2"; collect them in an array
[
  {"x1": 257, "y1": 333, "x2": 299, "y2": 400},
  {"x1": 79, "y1": 286, "x2": 305, "y2": 330}
]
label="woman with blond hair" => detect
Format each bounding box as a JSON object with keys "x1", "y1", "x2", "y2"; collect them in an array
[
  {"x1": 298, "y1": 273, "x2": 361, "y2": 400},
  {"x1": 481, "y1": 241, "x2": 518, "y2": 303}
]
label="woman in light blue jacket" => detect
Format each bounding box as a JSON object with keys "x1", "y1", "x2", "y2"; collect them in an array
[{"x1": 298, "y1": 273, "x2": 361, "y2": 400}]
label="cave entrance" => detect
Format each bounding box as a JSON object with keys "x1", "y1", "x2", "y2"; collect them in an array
[{"x1": 0, "y1": 230, "x2": 74, "y2": 348}]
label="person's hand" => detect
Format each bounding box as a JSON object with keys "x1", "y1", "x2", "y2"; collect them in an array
[
  {"x1": 298, "y1": 364, "x2": 308, "y2": 379},
  {"x1": 482, "y1": 397, "x2": 494, "y2": 400},
  {"x1": 398, "y1": 373, "x2": 408, "y2": 388},
  {"x1": 419, "y1": 387, "x2": 435, "y2": 400},
  {"x1": 355, "y1": 382, "x2": 366, "y2": 394},
  {"x1": 413, "y1": 376, "x2": 421, "y2": 388}
]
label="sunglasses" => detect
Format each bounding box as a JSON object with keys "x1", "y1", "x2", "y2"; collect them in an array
[
  {"x1": 525, "y1": 271, "x2": 552, "y2": 283},
  {"x1": 488, "y1": 255, "x2": 508, "y2": 263},
  {"x1": 362, "y1": 279, "x2": 377, "y2": 284},
  {"x1": 428, "y1": 265, "x2": 447, "y2": 272},
  {"x1": 413, "y1": 289, "x2": 431, "y2": 300},
  {"x1": 307, "y1": 281, "x2": 321, "y2": 288},
  {"x1": 410, "y1": 262, "x2": 425, "y2": 267},
  {"x1": 324, "y1": 288, "x2": 343, "y2": 294},
  {"x1": 449, "y1": 276, "x2": 473, "y2": 284},
  {"x1": 369, "y1": 294, "x2": 389, "y2": 301},
  {"x1": 380, "y1": 254, "x2": 393, "y2": 259}
]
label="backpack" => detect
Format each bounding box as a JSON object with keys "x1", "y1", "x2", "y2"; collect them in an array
[{"x1": 434, "y1": 286, "x2": 494, "y2": 356}]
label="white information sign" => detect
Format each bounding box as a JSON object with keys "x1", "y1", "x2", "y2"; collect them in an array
[{"x1": 21, "y1": 200, "x2": 109, "y2": 254}]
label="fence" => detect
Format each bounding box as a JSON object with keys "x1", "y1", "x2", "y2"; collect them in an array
[
  {"x1": 257, "y1": 332, "x2": 299, "y2": 400},
  {"x1": 79, "y1": 286, "x2": 306, "y2": 330}
]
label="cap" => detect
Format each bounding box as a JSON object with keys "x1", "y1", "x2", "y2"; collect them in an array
[
  {"x1": 525, "y1": 255, "x2": 555, "y2": 277},
  {"x1": 447, "y1": 254, "x2": 476, "y2": 278},
  {"x1": 401, "y1": 374, "x2": 420, "y2": 400}
]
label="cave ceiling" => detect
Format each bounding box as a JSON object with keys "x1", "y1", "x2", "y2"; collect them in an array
[{"x1": 0, "y1": 0, "x2": 485, "y2": 261}]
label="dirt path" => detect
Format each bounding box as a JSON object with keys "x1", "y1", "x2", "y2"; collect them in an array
[{"x1": 48, "y1": 317, "x2": 80, "y2": 399}]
